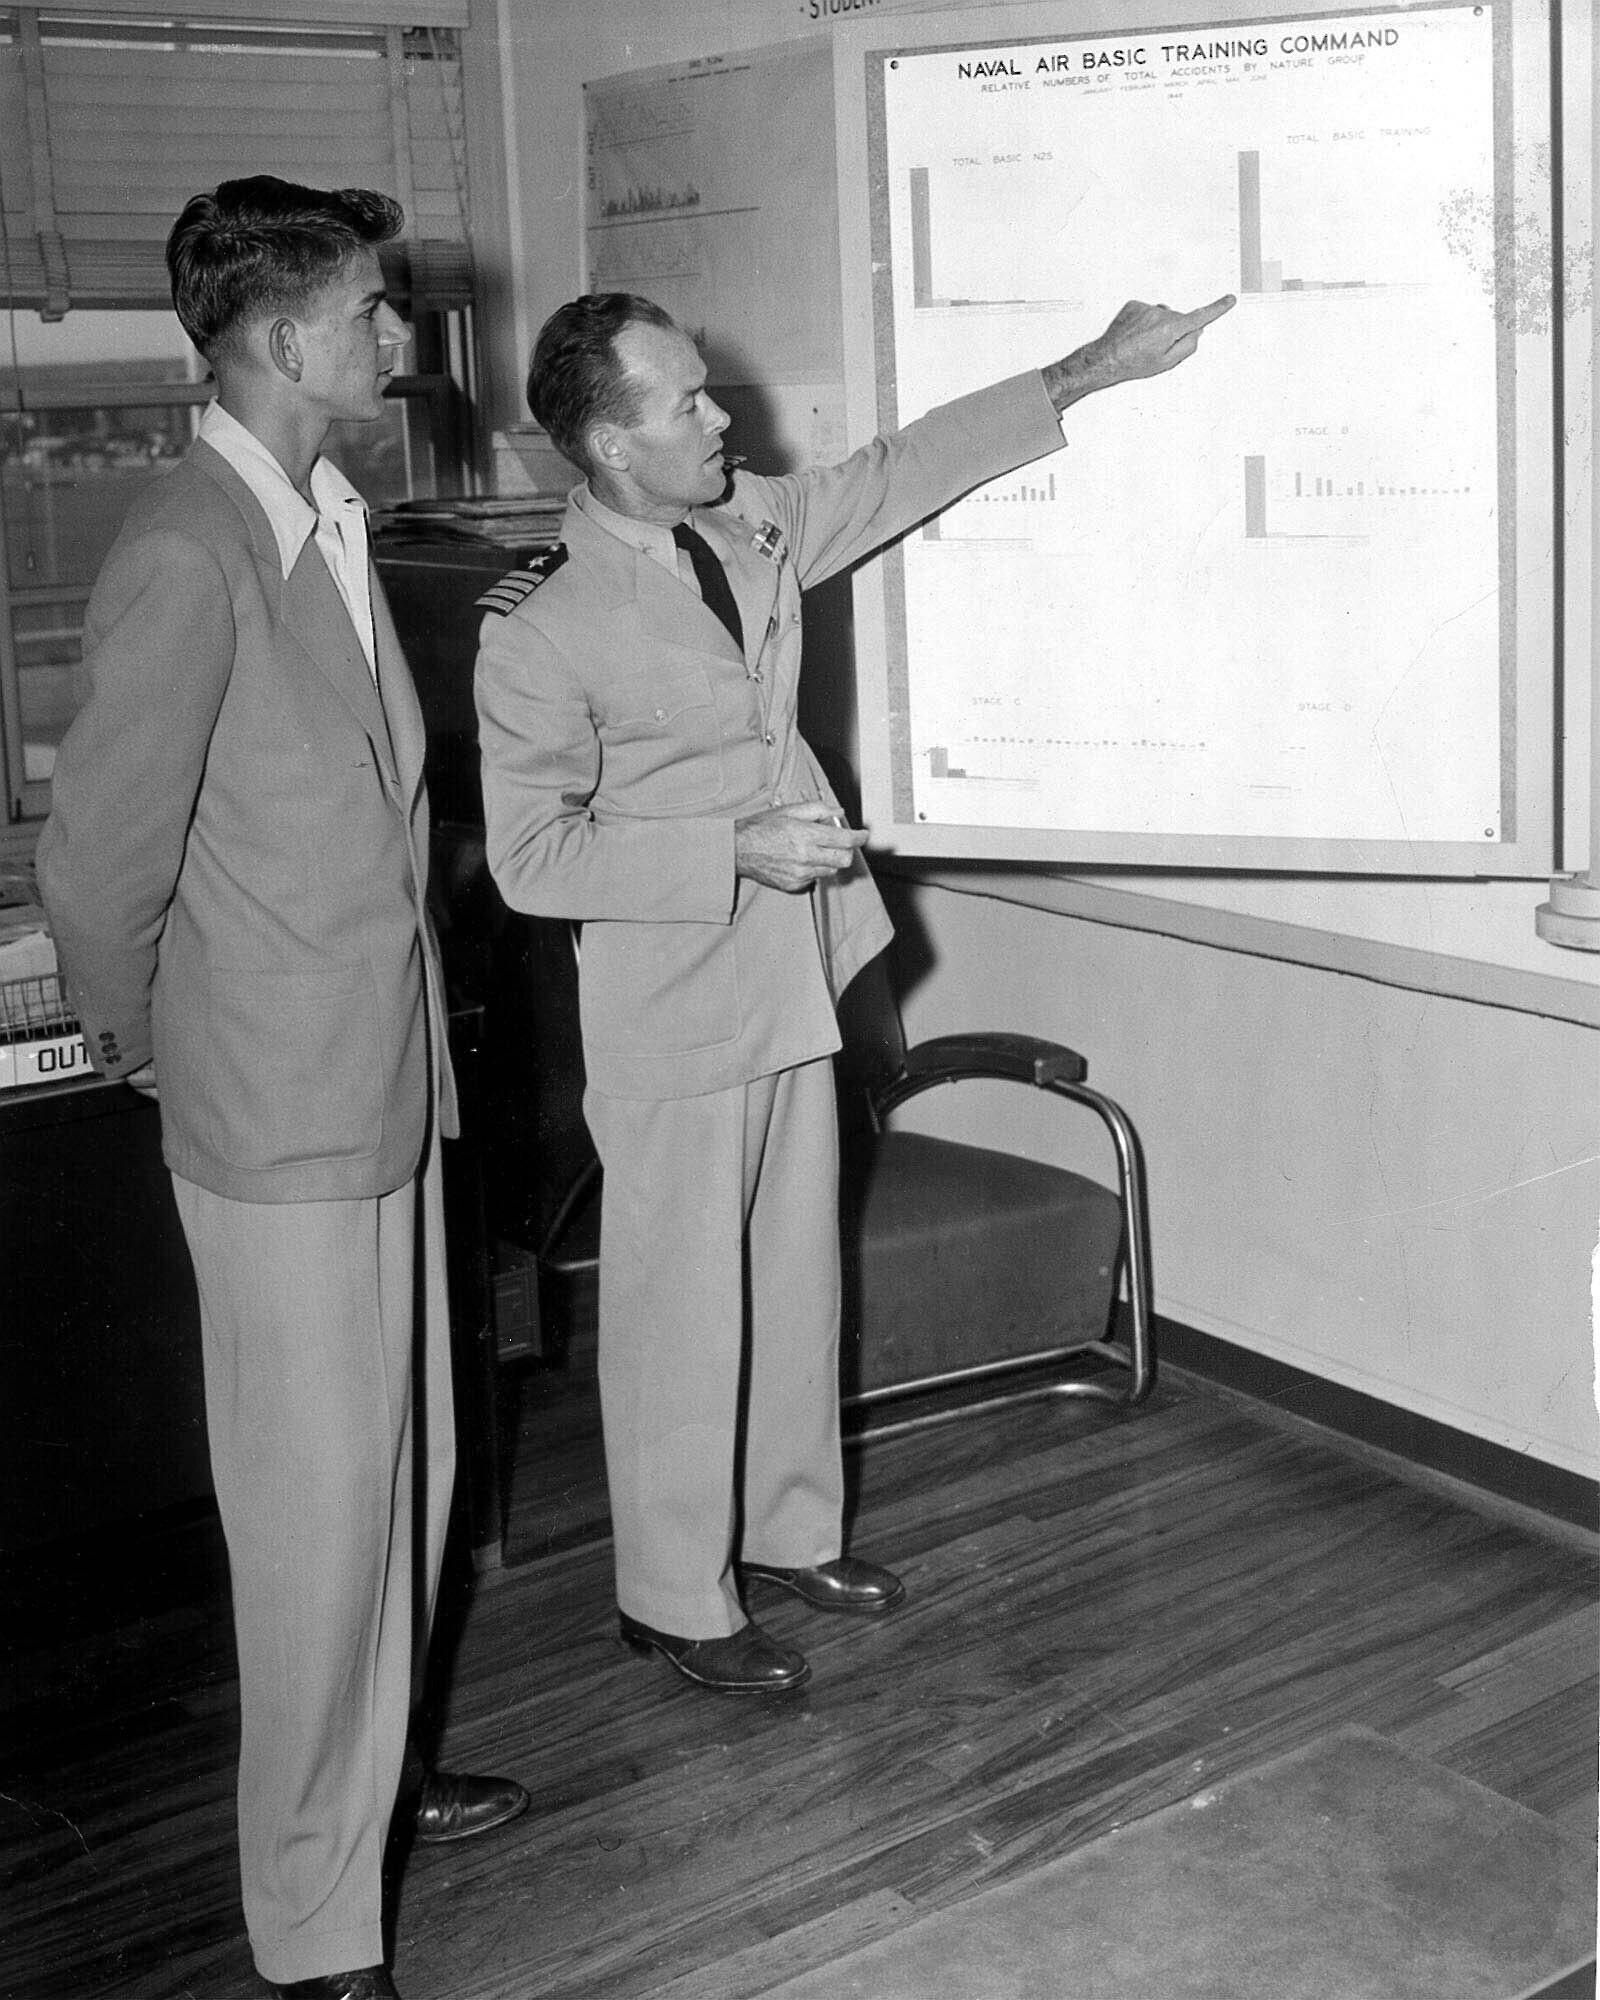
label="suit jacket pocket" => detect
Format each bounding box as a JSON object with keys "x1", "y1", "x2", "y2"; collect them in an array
[{"x1": 198, "y1": 962, "x2": 383, "y2": 1172}]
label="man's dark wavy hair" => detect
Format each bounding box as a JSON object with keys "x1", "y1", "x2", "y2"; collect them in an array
[
  {"x1": 527, "y1": 293, "x2": 679, "y2": 473},
  {"x1": 166, "y1": 176, "x2": 404, "y2": 362}
]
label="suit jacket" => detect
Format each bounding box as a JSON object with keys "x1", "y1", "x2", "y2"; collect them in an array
[
  {"x1": 474, "y1": 368, "x2": 1066, "y2": 1100},
  {"x1": 38, "y1": 439, "x2": 456, "y2": 1202}
]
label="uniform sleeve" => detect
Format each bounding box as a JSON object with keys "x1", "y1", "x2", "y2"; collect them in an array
[
  {"x1": 752, "y1": 369, "x2": 1066, "y2": 591},
  {"x1": 474, "y1": 606, "x2": 737, "y2": 925},
  {"x1": 35, "y1": 529, "x2": 235, "y2": 1076}
]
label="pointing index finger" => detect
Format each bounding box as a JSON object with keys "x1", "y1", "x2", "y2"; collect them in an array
[{"x1": 1186, "y1": 293, "x2": 1237, "y2": 329}]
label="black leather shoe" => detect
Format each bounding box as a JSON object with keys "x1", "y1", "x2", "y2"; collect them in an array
[
  {"x1": 619, "y1": 1611, "x2": 811, "y2": 1693},
  {"x1": 266, "y1": 1971, "x2": 396, "y2": 1999},
  {"x1": 410, "y1": 1768, "x2": 529, "y2": 1845},
  {"x1": 741, "y1": 1557, "x2": 906, "y2": 1615}
]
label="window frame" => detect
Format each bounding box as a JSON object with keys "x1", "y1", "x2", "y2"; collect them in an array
[{"x1": 0, "y1": 319, "x2": 476, "y2": 822}]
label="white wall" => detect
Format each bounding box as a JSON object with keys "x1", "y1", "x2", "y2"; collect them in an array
[
  {"x1": 884, "y1": 877, "x2": 1599, "y2": 1477},
  {"x1": 487, "y1": 0, "x2": 1599, "y2": 1475}
]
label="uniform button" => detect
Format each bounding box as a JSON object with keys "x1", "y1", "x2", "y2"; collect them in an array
[
  {"x1": 763, "y1": 731, "x2": 775, "y2": 747},
  {"x1": 653, "y1": 707, "x2": 666, "y2": 722}
]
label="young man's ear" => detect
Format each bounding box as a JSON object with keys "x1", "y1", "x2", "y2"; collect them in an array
[{"x1": 267, "y1": 316, "x2": 303, "y2": 384}]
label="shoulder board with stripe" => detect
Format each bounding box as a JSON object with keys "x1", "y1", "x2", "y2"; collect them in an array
[{"x1": 477, "y1": 545, "x2": 569, "y2": 615}]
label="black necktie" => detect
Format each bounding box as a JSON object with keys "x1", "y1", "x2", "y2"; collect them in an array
[{"x1": 672, "y1": 522, "x2": 743, "y2": 654}]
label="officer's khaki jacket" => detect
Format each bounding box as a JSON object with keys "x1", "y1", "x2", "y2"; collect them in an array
[{"x1": 474, "y1": 369, "x2": 1066, "y2": 1101}]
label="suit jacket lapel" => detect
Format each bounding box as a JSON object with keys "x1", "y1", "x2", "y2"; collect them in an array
[
  {"x1": 371, "y1": 576, "x2": 425, "y2": 808},
  {"x1": 281, "y1": 541, "x2": 398, "y2": 785},
  {"x1": 193, "y1": 442, "x2": 398, "y2": 785}
]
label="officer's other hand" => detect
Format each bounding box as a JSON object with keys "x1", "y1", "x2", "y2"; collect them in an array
[{"x1": 735, "y1": 801, "x2": 868, "y2": 893}]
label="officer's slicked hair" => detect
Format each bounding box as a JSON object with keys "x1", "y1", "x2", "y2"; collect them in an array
[
  {"x1": 166, "y1": 176, "x2": 404, "y2": 364},
  {"x1": 527, "y1": 293, "x2": 681, "y2": 474}
]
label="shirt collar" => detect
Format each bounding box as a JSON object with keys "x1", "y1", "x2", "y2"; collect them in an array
[
  {"x1": 199, "y1": 401, "x2": 368, "y2": 580},
  {"x1": 573, "y1": 480, "x2": 682, "y2": 568}
]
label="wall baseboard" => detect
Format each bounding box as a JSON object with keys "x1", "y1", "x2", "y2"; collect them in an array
[{"x1": 1156, "y1": 1316, "x2": 1599, "y2": 1540}]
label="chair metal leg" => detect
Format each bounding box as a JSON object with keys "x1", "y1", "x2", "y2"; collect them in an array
[{"x1": 1047, "y1": 1079, "x2": 1156, "y2": 1408}]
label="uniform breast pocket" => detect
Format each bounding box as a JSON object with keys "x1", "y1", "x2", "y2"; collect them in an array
[{"x1": 601, "y1": 663, "x2": 725, "y2": 810}]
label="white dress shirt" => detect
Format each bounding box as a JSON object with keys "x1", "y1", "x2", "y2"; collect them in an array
[{"x1": 198, "y1": 401, "x2": 378, "y2": 680}]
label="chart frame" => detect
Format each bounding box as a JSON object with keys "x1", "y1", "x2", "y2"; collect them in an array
[{"x1": 832, "y1": 0, "x2": 1556, "y2": 876}]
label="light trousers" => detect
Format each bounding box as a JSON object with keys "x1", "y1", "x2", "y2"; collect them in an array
[
  {"x1": 584, "y1": 1057, "x2": 844, "y2": 1637},
  {"x1": 171, "y1": 1146, "x2": 453, "y2": 1985}
]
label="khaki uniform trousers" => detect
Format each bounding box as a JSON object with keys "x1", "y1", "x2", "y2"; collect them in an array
[
  {"x1": 171, "y1": 1145, "x2": 453, "y2": 1986},
  {"x1": 585, "y1": 1056, "x2": 844, "y2": 1638}
]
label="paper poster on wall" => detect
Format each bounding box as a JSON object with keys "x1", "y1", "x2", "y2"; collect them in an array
[
  {"x1": 583, "y1": 41, "x2": 841, "y2": 389},
  {"x1": 852, "y1": 2, "x2": 1542, "y2": 865}
]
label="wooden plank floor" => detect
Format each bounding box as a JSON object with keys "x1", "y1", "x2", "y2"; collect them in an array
[{"x1": 1, "y1": 1353, "x2": 1594, "y2": 2000}]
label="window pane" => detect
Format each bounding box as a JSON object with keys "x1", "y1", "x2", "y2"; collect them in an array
[
  {"x1": 0, "y1": 310, "x2": 198, "y2": 385},
  {"x1": 2, "y1": 405, "x2": 198, "y2": 591},
  {"x1": 12, "y1": 599, "x2": 84, "y2": 783},
  {"x1": 326, "y1": 396, "x2": 438, "y2": 510},
  {"x1": 2, "y1": 307, "x2": 470, "y2": 817}
]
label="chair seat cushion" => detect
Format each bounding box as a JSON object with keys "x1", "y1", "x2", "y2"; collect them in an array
[{"x1": 840, "y1": 1129, "x2": 1123, "y2": 1395}]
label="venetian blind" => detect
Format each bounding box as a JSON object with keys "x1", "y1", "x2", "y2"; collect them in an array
[{"x1": 0, "y1": 7, "x2": 473, "y2": 318}]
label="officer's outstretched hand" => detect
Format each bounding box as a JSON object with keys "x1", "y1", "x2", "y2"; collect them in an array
[
  {"x1": 1043, "y1": 295, "x2": 1235, "y2": 410},
  {"x1": 736, "y1": 801, "x2": 867, "y2": 893}
]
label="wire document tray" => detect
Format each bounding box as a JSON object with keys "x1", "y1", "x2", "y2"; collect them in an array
[{"x1": 0, "y1": 971, "x2": 89, "y2": 1090}]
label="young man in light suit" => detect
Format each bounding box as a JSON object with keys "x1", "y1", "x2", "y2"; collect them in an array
[
  {"x1": 38, "y1": 178, "x2": 525, "y2": 2000},
  {"x1": 474, "y1": 289, "x2": 1232, "y2": 1697}
]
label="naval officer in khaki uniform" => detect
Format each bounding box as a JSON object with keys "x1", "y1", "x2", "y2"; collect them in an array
[{"x1": 475, "y1": 289, "x2": 1232, "y2": 1694}]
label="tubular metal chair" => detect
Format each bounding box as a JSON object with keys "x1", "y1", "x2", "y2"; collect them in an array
[{"x1": 829, "y1": 953, "x2": 1154, "y2": 1440}]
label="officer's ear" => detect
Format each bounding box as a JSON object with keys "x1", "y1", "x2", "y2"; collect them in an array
[{"x1": 589, "y1": 419, "x2": 628, "y2": 475}]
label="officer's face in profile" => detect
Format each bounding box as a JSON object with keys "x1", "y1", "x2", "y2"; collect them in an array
[{"x1": 599, "y1": 321, "x2": 731, "y2": 523}]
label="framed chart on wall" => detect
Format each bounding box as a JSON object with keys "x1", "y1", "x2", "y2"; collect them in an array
[{"x1": 832, "y1": 0, "x2": 1557, "y2": 874}]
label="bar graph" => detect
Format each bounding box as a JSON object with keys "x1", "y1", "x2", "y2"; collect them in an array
[
  {"x1": 1243, "y1": 452, "x2": 1371, "y2": 542},
  {"x1": 1243, "y1": 452, "x2": 1474, "y2": 543},
  {"x1": 924, "y1": 468, "x2": 1060, "y2": 541},
  {"x1": 907, "y1": 166, "x2": 1054, "y2": 310},
  {"x1": 1237, "y1": 150, "x2": 1373, "y2": 295}
]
